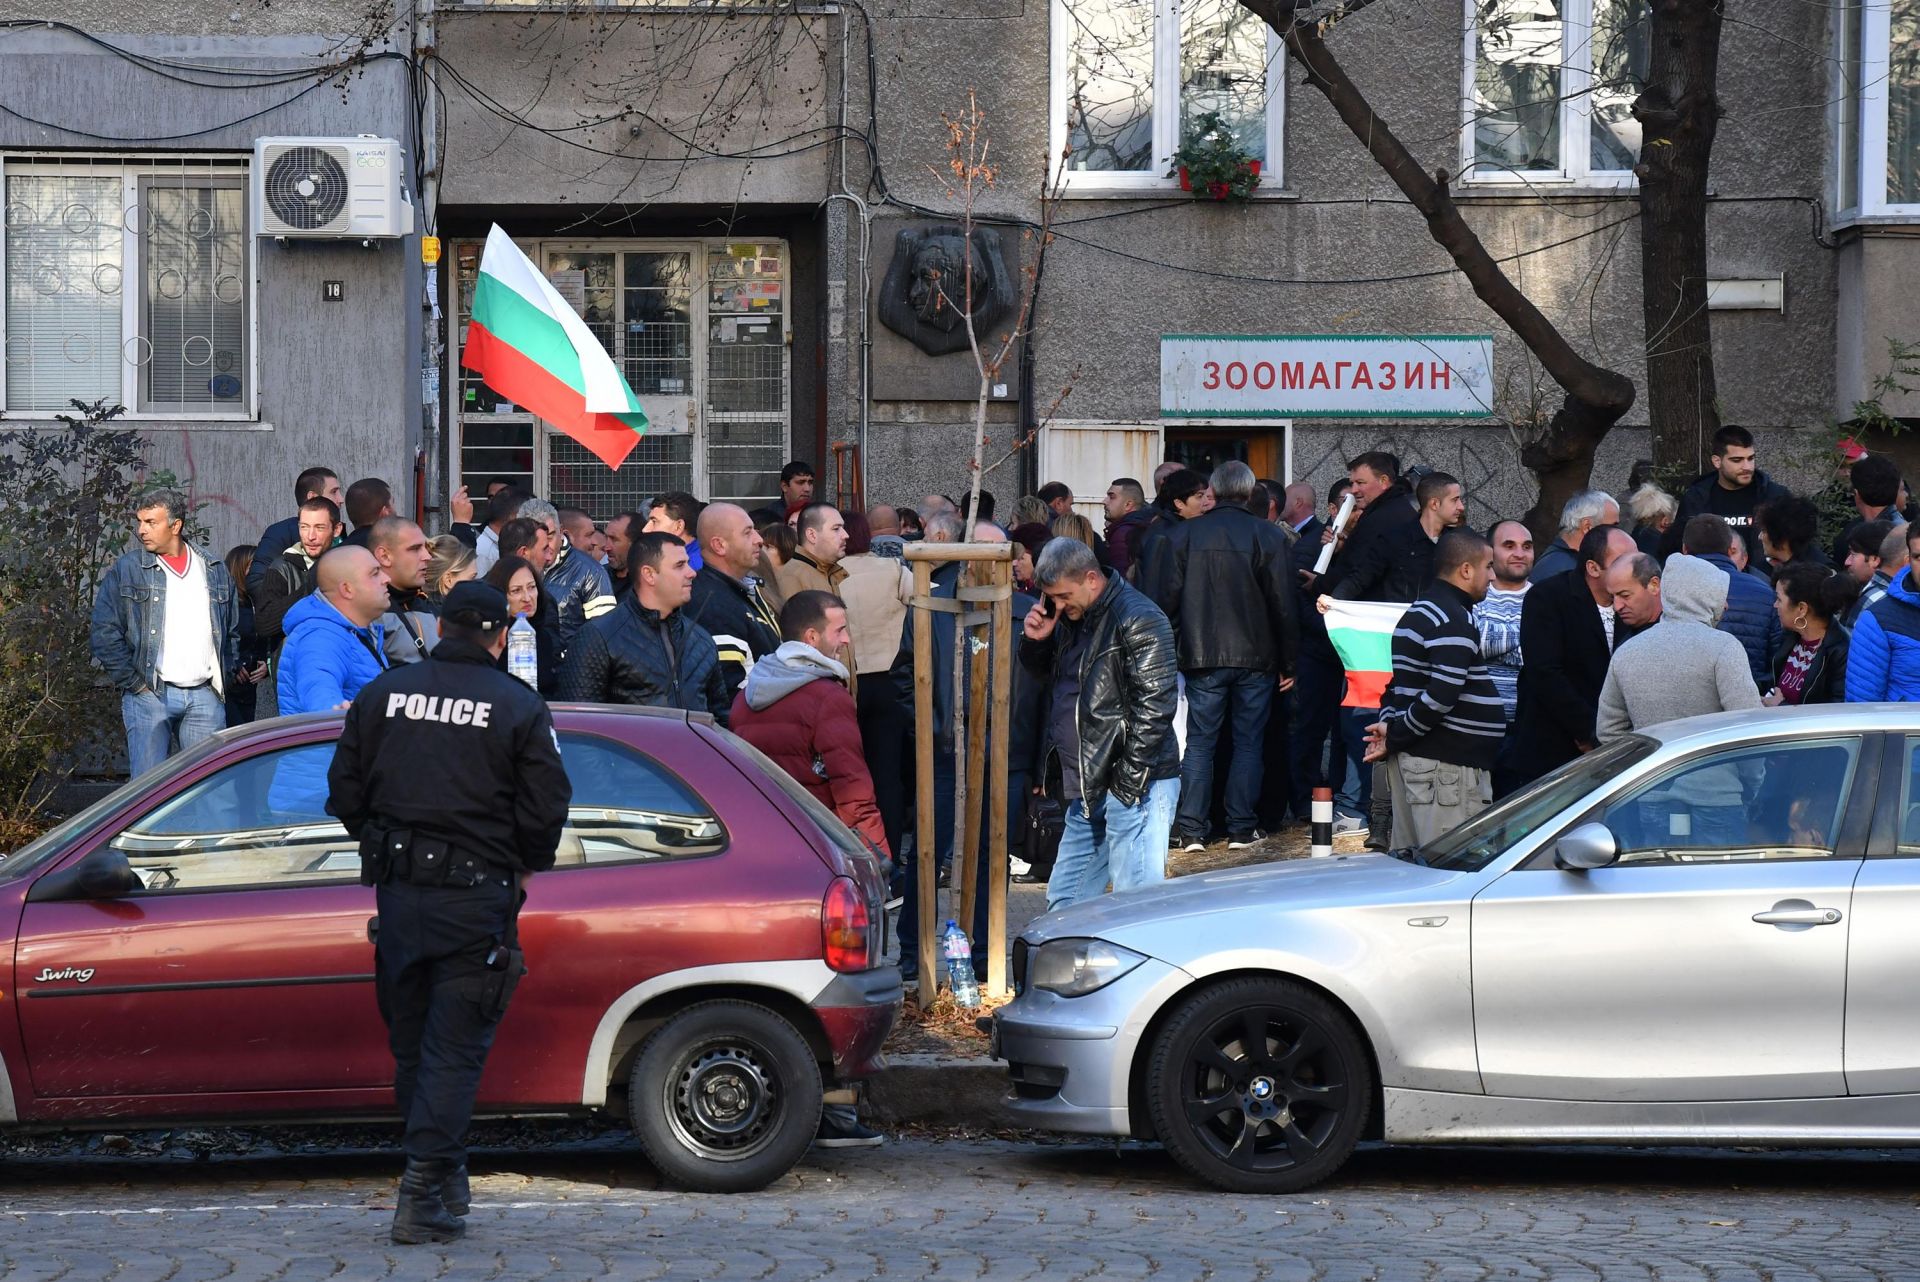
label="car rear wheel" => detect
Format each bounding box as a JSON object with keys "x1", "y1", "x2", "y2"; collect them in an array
[
  {"x1": 1146, "y1": 977, "x2": 1373, "y2": 1194},
  {"x1": 629, "y1": 999, "x2": 823, "y2": 1193}
]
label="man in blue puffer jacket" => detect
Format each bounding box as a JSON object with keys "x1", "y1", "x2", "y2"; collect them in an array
[
  {"x1": 1848, "y1": 523, "x2": 1920, "y2": 702},
  {"x1": 278, "y1": 546, "x2": 392, "y2": 715},
  {"x1": 1681, "y1": 513, "x2": 1779, "y2": 691}
]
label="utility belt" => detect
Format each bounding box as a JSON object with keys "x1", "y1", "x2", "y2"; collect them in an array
[{"x1": 360, "y1": 822, "x2": 514, "y2": 890}]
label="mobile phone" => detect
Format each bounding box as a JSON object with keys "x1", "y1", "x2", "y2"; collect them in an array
[{"x1": 1041, "y1": 595, "x2": 1057, "y2": 618}]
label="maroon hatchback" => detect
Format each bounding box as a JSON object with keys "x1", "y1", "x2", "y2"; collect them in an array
[{"x1": 0, "y1": 705, "x2": 899, "y2": 1192}]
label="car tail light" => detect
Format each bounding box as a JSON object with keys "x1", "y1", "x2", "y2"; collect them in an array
[{"x1": 822, "y1": 875, "x2": 873, "y2": 973}]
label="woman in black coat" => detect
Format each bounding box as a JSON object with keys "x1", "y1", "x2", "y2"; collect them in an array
[
  {"x1": 483, "y1": 554, "x2": 561, "y2": 696},
  {"x1": 1764, "y1": 564, "x2": 1856, "y2": 706}
]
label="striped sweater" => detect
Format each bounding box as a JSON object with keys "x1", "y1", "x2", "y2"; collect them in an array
[{"x1": 1380, "y1": 580, "x2": 1508, "y2": 770}]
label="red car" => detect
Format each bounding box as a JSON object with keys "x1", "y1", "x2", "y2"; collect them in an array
[{"x1": 0, "y1": 705, "x2": 899, "y2": 1192}]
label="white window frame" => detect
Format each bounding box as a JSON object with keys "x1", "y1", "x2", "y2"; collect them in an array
[
  {"x1": 1841, "y1": 0, "x2": 1920, "y2": 220},
  {"x1": 1458, "y1": 0, "x2": 1639, "y2": 189},
  {"x1": 0, "y1": 153, "x2": 258, "y2": 421},
  {"x1": 1048, "y1": 0, "x2": 1287, "y2": 196}
]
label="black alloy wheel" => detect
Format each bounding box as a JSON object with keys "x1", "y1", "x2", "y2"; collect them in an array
[{"x1": 1147, "y1": 977, "x2": 1373, "y2": 1194}]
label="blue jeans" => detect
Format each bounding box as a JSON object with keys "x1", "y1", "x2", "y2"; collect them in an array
[
  {"x1": 123, "y1": 683, "x2": 223, "y2": 778},
  {"x1": 1176, "y1": 668, "x2": 1274, "y2": 840},
  {"x1": 1047, "y1": 776, "x2": 1179, "y2": 911}
]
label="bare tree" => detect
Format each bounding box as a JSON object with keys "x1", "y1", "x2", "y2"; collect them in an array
[{"x1": 1238, "y1": 0, "x2": 1637, "y2": 537}]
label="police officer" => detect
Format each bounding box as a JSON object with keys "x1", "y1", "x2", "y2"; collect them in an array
[{"x1": 327, "y1": 581, "x2": 570, "y2": 1245}]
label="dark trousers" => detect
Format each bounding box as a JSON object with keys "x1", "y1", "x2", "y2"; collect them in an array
[
  {"x1": 375, "y1": 877, "x2": 517, "y2": 1166},
  {"x1": 1288, "y1": 649, "x2": 1346, "y2": 820},
  {"x1": 857, "y1": 679, "x2": 912, "y2": 861},
  {"x1": 1176, "y1": 668, "x2": 1274, "y2": 841},
  {"x1": 898, "y1": 762, "x2": 1028, "y2": 980}
]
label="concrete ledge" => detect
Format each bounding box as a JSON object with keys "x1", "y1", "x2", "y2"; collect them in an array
[{"x1": 860, "y1": 1053, "x2": 1020, "y2": 1129}]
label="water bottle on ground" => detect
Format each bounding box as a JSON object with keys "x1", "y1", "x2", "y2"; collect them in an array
[
  {"x1": 507, "y1": 614, "x2": 539, "y2": 688},
  {"x1": 943, "y1": 920, "x2": 980, "y2": 1009}
]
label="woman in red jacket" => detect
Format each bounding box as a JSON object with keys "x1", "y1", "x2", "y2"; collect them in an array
[{"x1": 728, "y1": 589, "x2": 890, "y2": 859}]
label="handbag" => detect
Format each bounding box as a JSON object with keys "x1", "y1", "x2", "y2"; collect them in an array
[{"x1": 1023, "y1": 748, "x2": 1066, "y2": 880}]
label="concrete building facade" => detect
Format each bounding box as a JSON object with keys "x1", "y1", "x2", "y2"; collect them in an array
[{"x1": 2, "y1": 1, "x2": 1912, "y2": 549}]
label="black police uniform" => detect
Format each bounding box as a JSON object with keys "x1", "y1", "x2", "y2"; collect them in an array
[{"x1": 327, "y1": 585, "x2": 569, "y2": 1243}]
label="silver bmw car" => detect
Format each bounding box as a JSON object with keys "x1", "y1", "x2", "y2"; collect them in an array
[{"x1": 992, "y1": 705, "x2": 1920, "y2": 1193}]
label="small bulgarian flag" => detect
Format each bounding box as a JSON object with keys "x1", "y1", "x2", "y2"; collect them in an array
[
  {"x1": 1324, "y1": 599, "x2": 1410, "y2": 709},
  {"x1": 462, "y1": 225, "x2": 649, "y2": 470}
]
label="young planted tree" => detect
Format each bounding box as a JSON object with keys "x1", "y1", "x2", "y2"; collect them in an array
[
  {"x1": 1237, "y1": 0, "x2": 1638, "y2": 536},
  {"x1": 926, "y1": 90, "x2": 1066, "y2": 526}
]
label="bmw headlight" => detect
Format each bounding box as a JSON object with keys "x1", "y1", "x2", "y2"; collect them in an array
[{"x1": 1029, "y1": 938, "x2": 1147, "y2": 997}]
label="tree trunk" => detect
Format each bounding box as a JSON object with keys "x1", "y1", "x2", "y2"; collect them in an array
[
  {"x1": 1241, "y1": 1, "x2": 1637, "y2": 539},
  {"x1": 1635, "y1": 0, "x2": 1725, "y2": 479}
]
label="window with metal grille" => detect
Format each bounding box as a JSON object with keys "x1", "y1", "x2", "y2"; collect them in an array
[{"x1": 2, "y1": 156, "x2": 251, "y2": 417}]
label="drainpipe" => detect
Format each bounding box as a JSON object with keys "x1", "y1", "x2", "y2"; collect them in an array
[{"x1": 414, "y1": 0, "x2": 444, "y2": 528}]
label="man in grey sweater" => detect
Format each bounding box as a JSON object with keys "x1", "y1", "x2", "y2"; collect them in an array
[{"x1": 1597, "y1": 554, "x2": 1762, "y2": 742}]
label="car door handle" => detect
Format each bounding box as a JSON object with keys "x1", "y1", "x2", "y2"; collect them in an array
[{"x1": 1752, "y1": 906, "x2": 1842, "y2": 926}]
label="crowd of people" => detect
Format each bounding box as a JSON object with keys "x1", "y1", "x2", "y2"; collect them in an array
[{"x1": 88, "y1": 427, "x2": 1919, "y2": 940}]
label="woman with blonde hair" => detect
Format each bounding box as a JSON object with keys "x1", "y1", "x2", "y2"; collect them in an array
[
  {"x1": 1626, "y1": 481, "x2": 1679, "y2": 558},
  {"x1": 1049, "y1": 510, "x2": 1099, "y2": 552},
  {"x1": 424, "y1": 534, "x2": 477, "y2": 605},
  {"x1": 1010, "y1": 494, "x2": 1051, "y2": 529}
]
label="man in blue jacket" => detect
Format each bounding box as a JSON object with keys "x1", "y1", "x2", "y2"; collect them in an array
[
  {"x1": 1681, "y1": 513, "x2": 1779, "y2": 690},
  {"x1": 277, "y1": 546, "x2": 392, "y2": 715},
  {"x1": 1848, "y1": 522, "x2": 1920, "y2": 702}
]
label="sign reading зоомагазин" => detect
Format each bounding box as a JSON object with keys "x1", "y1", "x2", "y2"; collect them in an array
[{"x1": 1160, "y1": 334, "x2": 1496, "y2": 419}]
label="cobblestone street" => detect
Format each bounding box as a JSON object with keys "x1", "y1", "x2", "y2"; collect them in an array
[{"x1": 2, "y1": 1133, "x2": 1914, "y2": 1281}]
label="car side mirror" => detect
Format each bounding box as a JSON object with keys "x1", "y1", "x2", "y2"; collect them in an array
[
  {"x1": 27, "y1": 847, "x2": 143, "y2": 902},
  {"x1": 1553, "y1": 822, "x2": 1619, "y2": 872}
]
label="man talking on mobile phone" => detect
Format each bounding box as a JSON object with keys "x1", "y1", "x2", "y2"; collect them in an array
[{"x1": 1019, "y1": 536, "x2": 1180, "y2": 910}]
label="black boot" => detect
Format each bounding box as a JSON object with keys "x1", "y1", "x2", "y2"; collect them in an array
[
  {"x1": 391, "y1": 1158, "x2": 465, "y2": 1245},
  {"x1": 443, "y1": 1162, "x2": 470, "y2": 1217}
]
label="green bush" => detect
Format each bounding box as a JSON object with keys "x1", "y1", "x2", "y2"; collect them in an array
[{"x1": 0, "y1": 400, "x2": 195, "y2": 839}]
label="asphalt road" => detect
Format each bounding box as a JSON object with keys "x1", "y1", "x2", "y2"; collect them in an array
[{"x1": 2, "y1": 1131, "x2": 1914, "y2": 1281}]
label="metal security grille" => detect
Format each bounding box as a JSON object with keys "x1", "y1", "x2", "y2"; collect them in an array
[
  {"x1": 548, "y1": 432, "x2": 694, "y2": 516},
  {"x1": 705, "y1": 242, "x2": 787, "y2": 507},
  {"x1": 450, "y1": 236, "x2": 789, "y2": 522},
  {"x1": 2, "y1": 155, "x2": 250, "y2": 417}
]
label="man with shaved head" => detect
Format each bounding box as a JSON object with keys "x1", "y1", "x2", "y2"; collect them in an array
[
  {"x1": 276, "y1": 545, "x2": 392, "y2": 715},
  {"x1": 685, "y1": 501, "x2": 780, "y2": 703},
  {"x1": 867, "y1": 504, "x2": 906, "y2": 559},
  {"x1": 370, "y1": 516, "x2": 438, "y2": 664}
]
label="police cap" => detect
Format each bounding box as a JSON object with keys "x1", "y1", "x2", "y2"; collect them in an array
[{"x1": 442, "y1": 581, "x2": 512, "y2": 631}]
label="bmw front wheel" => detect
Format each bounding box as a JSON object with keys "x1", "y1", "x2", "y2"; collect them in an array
[{"x1": 1146, "y1": 977, "x2": 1373, "y2": 1194}]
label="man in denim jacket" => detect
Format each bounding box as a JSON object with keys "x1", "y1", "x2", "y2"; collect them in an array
[{"x1": 89, "y1": 490, "x2": 240, "y2": 777}]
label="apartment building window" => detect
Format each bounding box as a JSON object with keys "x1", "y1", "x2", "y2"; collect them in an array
[
  {"x1": 2, "y1": 157, "x2": 251, "y2": 417},
  {"x1": 1051, "y1": 0, "x2": 1285, "y2": 192},
  {"x1": 1463, "y1": 0, "x2": 1649, "y2": 186},
  {"x1": 1837, "y1": 0, "x2": 1920, "y2": 218}
]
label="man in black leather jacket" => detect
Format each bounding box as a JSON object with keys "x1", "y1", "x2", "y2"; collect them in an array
[
  {"x1": 1146, "y1": 461, "x2": 1299, "y2": 851},
  {"x1": 555, "y1": 532, "x2": 730, "y2": 723},
  {"x1": 1020, "y1": 536, "x2": 1179, "y2": 910},
  {"x1": 683, "y1": 502, "x2": 781, "y2": 704}
]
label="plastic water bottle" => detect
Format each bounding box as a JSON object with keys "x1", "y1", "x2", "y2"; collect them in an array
[
  {"x1": 507, "y1": 614, "x2": 539, "y2": 688},
  {"x1": 942, "y1": 920, "x2": 980, "y2": 1009}
]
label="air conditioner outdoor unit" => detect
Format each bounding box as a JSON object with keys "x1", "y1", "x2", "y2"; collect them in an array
[{"x1": 252, "y1": 136, "x2": 415, "y2": 239}]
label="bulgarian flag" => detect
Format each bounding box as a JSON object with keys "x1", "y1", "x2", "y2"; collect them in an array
[
  {"x1": 1324, "y1": 599, "x2": 1410, "y2": 709},
  {"x1": 462, "y1": 225, "x2": 649, "y2": 469}
]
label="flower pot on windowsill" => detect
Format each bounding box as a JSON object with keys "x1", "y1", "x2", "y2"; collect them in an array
[{"x1": 1178, "y1": 159, "x2": 1261, "y2": 201}]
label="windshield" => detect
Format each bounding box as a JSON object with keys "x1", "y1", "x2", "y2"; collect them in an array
[{"x1": 1417, "y1": 736, "x2": 1658, "y2": 871}]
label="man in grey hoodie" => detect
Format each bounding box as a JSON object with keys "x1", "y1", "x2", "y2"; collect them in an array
[{"x1": 1597, "y1": 554, "x2": 1762, "y2": 744}]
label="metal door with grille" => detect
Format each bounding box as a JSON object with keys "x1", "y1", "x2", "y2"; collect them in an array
[{"x1": 449, "y1": 237, "x2": 789, "y2": 523}]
